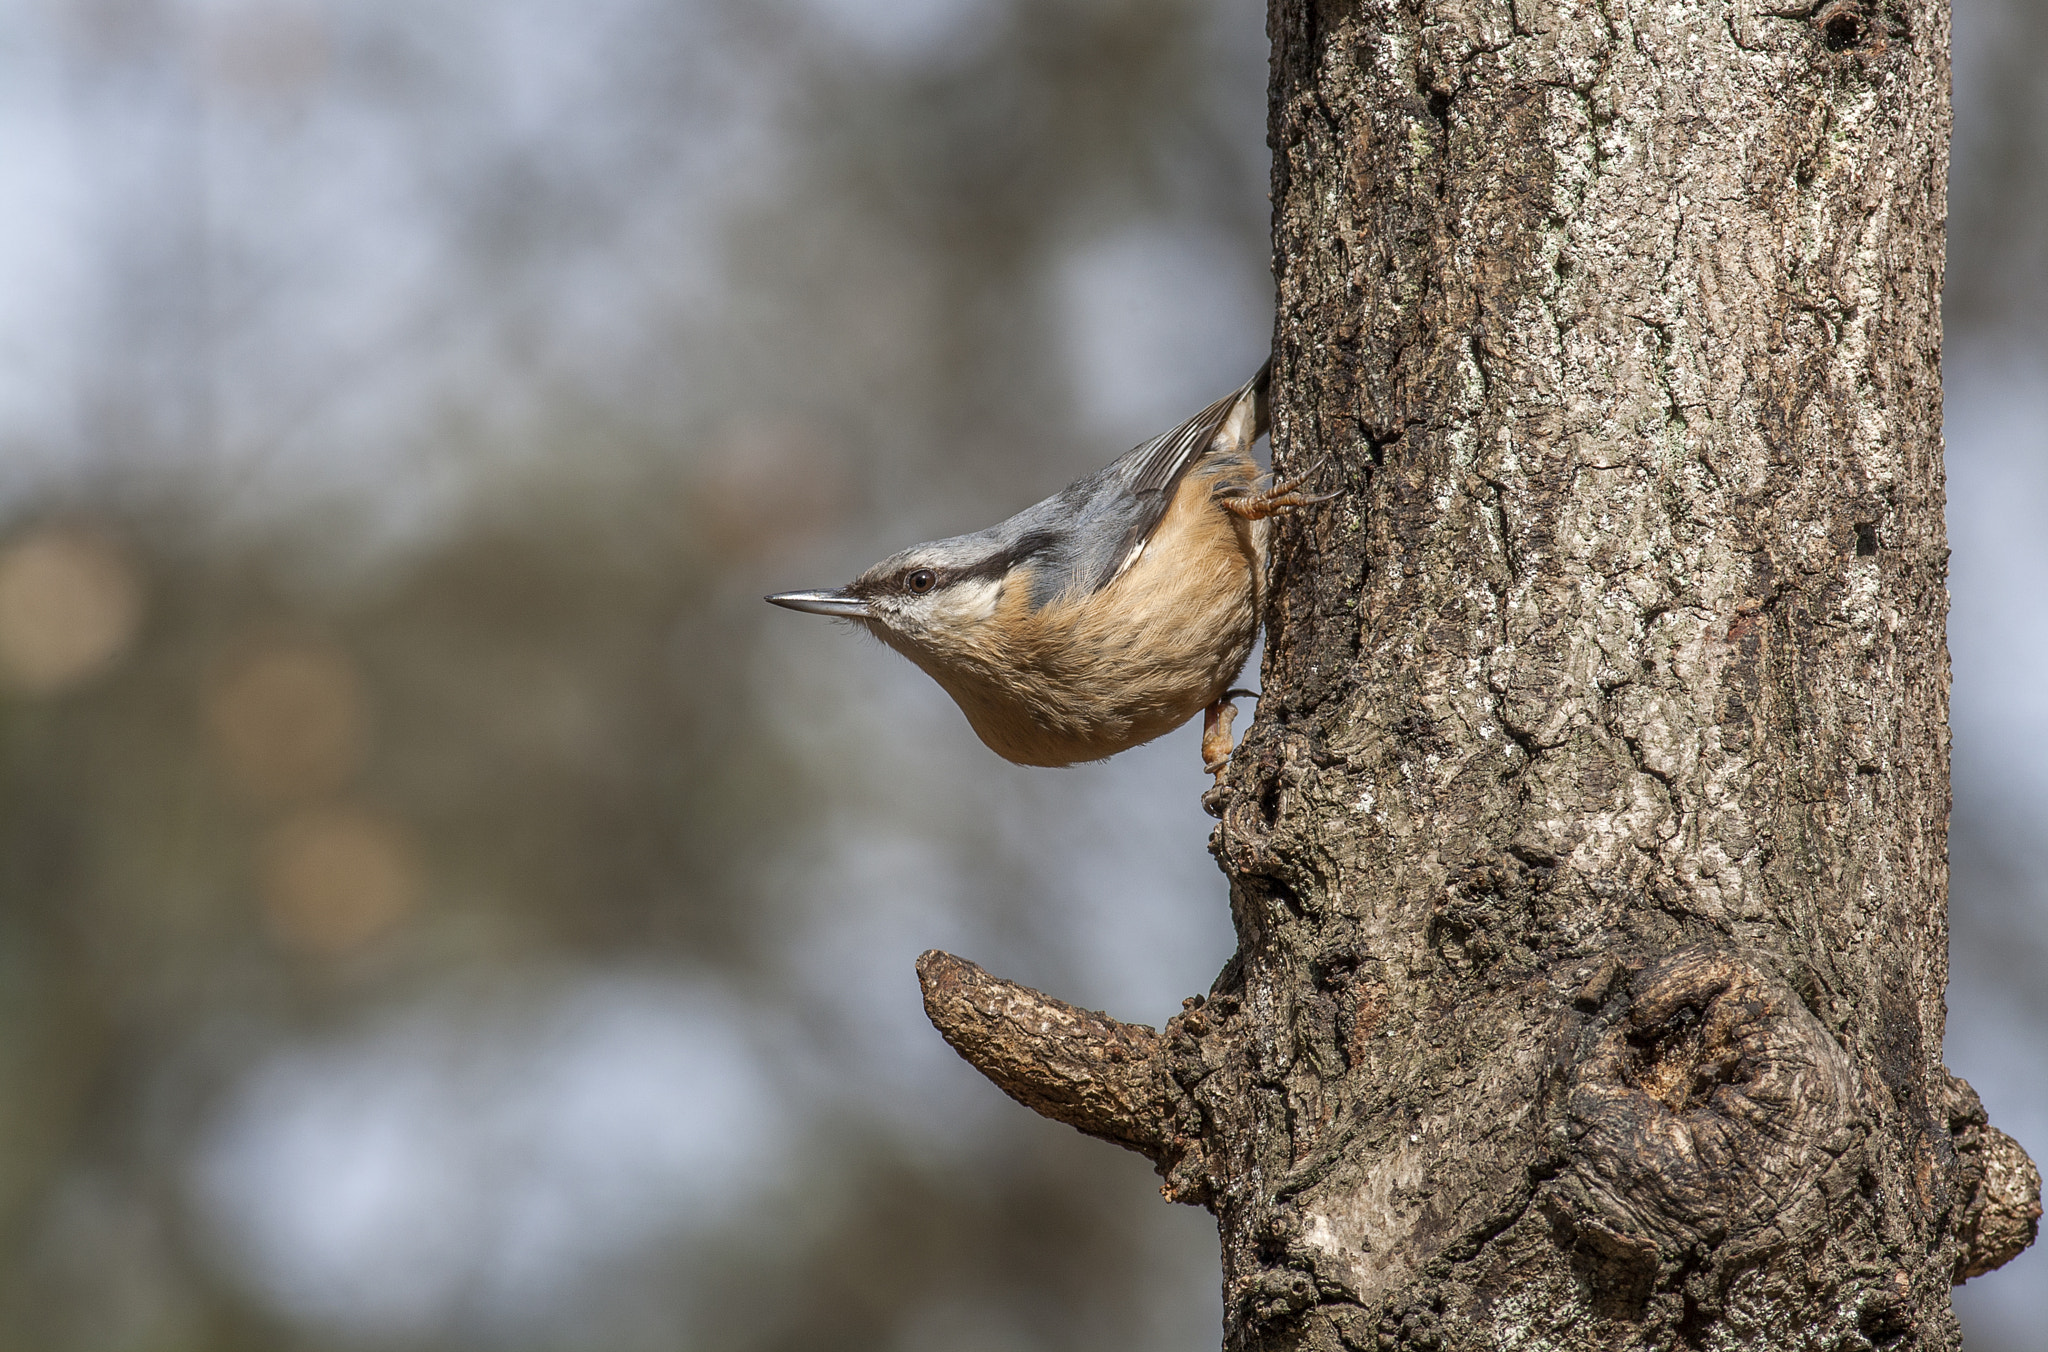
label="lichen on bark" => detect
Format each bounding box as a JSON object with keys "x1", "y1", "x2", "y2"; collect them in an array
[{"x1": 917, "y1": 0, "x2": 2038, "y2": 1345}]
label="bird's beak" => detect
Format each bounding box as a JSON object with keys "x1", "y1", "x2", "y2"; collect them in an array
[{"x1": 765, "y1": 588, "x2": 871, "y2": 619}]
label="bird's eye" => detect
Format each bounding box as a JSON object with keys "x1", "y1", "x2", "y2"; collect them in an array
[{"x1": 905, "y1": 569, "x2": 938, "y2": 594}]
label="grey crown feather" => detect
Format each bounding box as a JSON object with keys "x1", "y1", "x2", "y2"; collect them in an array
[{"x1": 865, "y1": 363, "x2": 1272, "y2": 612}]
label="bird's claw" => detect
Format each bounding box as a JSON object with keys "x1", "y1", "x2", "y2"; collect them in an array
[
  {"x1": 1218, "y1": 460, "x2": 1339, "y2": 521},
  {"x1": 1201, "y1": 782, "x2": 1232, "y2": 818},
  {"x1": 1202, "y1": 699, "x2": 1240, "y2": 780}
]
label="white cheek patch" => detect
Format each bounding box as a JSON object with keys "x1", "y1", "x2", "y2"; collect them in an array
[{"x1": 930, "y1": 577, "x2": 1004, "y2": 626}]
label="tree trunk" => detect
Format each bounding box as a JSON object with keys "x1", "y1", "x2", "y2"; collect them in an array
[{"x1": 917, "y1": 0, "x2": 2040, "y2": 1345}]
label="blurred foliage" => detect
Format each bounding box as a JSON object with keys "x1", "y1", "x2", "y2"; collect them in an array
[
  {"x1": 1948, "y1": 0, "x2": 2048, "y2": 338},
  {"x1": 0, "y1": 0, "x2": 1260, "y2": 1348}
]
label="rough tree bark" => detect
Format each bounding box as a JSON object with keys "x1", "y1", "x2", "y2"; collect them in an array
[{"x1": 918, "y1": 0, "x2": 2040, "y2": 1345}]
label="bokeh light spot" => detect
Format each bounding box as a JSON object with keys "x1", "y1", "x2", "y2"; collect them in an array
[
  {"x1": 701, "y1": 415, "x2": 845, "y2": 557},
  {"x1": 0, "y1": 525, "x2": 143, "y2": 695},
  {"x1": 198, "y1": 1, "x2": 329, "y2": 102},
  {"x1": 205, "y1": 641, "x2": 367, "y2": 800},
  {"x1": 259, "y1": 805, "x2": 419, "y2": 955}
]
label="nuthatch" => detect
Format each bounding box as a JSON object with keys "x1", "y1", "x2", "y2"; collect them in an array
[{"x1": 766, "y1": 363, "x2": 1325, "y2": 771}]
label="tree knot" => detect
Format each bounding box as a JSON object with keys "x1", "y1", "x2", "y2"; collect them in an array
[{"x1": 1558, "y1": 948, "x2": 1855, "y2": 1254}]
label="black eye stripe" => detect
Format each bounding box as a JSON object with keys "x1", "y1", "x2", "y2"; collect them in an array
[
  {"x1": 860, "y1": 536, "x2": 1053, "y2": 600},
  {"x1": 939, "y1": 532, "x2": 1055, "y2": 588}
]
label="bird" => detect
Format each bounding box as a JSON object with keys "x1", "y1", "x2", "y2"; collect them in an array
[{"x1": 766, "y1": 363, "x2": 1327, "y2": 772}]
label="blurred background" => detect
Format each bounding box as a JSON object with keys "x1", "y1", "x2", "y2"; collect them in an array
[{"x1": 0, "y1": 0, "x2": 2036, "y2": 1348}]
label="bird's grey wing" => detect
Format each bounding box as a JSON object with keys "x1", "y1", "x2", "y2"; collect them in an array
[
  {"x1": 1003, "y1": 362, "x2": 1273, "y2": 608},
  {"x1": 1125, "y1": 360, "x2": 1271, "y2": 495},
  {"x1": 1063, "y1": 360, "x2": 1268, "y2": 593}
]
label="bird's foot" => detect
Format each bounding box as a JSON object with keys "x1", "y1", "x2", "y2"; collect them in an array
[
  {"x1": 1202, "y1": 698, "x2": 1240, "y2": 778},
  {"x1": 1217, "y1": 460, "x2": 1338, "y2": 521}
]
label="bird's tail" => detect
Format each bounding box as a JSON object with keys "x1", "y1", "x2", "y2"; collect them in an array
[
  {"x1": 1123, "y1": 358, "x2": 1276, "y2": 495},
  {"x1": 1215, "y1": 358, "x2": 1272, "y2": 460},
  {"x1": 1246, "y1": 358, "x2": 1273, "y2": 445}
]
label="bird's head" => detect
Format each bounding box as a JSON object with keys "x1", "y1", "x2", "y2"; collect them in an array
[{"x1": 767, "y1": 528, "x2": 1041, "y2": 661}]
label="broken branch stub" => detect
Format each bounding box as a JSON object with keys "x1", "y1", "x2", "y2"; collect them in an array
[
  {"x1": 915, "y1": 949, "x2": 1172, "y2": 1158},
  {"x1": 915, "y1": 950, "x2": 1229, "y2": 1208},
  {"x1": 1945, "y1": 1074, "x2": 2044, "y2": 1282}
]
